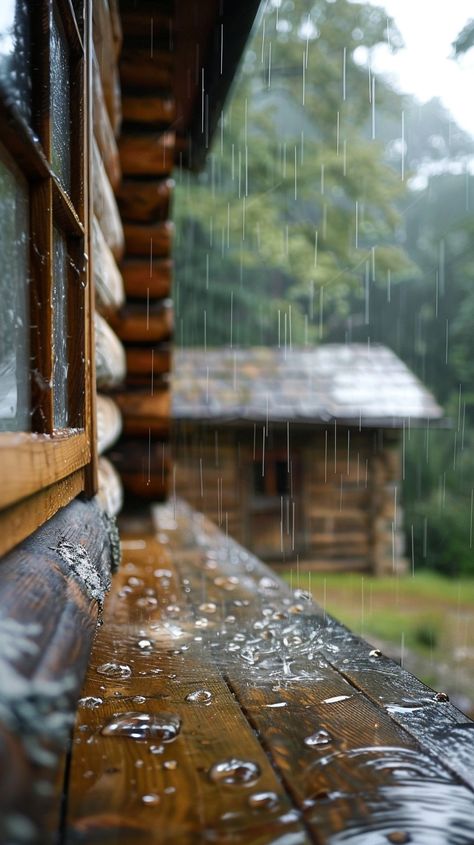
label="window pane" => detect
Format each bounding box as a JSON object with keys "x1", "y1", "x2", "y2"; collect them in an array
[
  {"x1": 0, "y1": 1, "x2": 31, "y2": 122},
  {"x1": 50, "y1": 8, "x2": 71, "y2": 190},
  {"x1": 52, "y1": 227, "x2": 69, "y2": 428},
  {"x1": 0, "y1": 144, "x2": 30, "y2": 432}
]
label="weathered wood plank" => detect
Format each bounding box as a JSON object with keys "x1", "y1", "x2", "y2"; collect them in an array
[
  {"x1": 126, "y1": 345, "x2": 171, "y2": 378},
  {"x1": 97, "y1": 456, "x2": 123, "y2": 517},
  {"x1": 64, "y1": 534, "x2": 309, "y2": 844},
  {"x1": 92, "y1": 51, "x2": 121, "y2": 190},
  {"x1": 92, "y1": 216, "x2": 125, "y2": 315},
  {"x1": 109, "y1": 302, "x2": 173, "y2": 343},
  {"x1": 95, "y1": 313, "x2": 126, "y2": 390},
  {"x1": 96, "y1": 394, "x2": 123, "y2": 455},
  {"x1": 124, "y1": 220, "x2": 173, "y2": 257},
  {"x1": 122, "y1": 94, "x2": 176, "y2": 125},
  {"x1": 114, "y1": 390, "x2": 171, "y2": 437},
  {"x1": 122, "y1": 258, "x2": 172, "y2": 299},
  {"x1": 117, "y1": 178, "x2": 174, "y2": 223},
  {"x1": 92, "y1": 0, "x2": 122, "y2": 135},
  {"x1": 0, "y1": 499, "x2": 114, "y2": 844},
  {"x1": 119, "y1": 131, "x2": 175, "y2": 177},
  {"x1": 120, "y1": 47, "x2": 173, "y2": 90},
  {"x1": 93, "y1": 140, "x2": 125, "y2": 260}
]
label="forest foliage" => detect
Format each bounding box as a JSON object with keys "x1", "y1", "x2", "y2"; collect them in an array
[{"x1": 174, "y1": 0, "x2": 474, "y2": 576}]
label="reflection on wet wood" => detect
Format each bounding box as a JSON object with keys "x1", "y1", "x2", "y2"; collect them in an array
[
  {"x1": 65, "y1": 502, "x2": 474, "y2": 844},
  {"x1": 65, "y1": 536, "x2": 309, "y2": 844}
]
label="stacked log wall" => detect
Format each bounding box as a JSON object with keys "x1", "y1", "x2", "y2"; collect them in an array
[{"x1": 110, "y1": 0, "x2": 176, "y2": 500}]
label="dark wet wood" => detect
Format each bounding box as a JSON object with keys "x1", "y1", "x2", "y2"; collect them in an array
[
  {"x1": 117, "y1": 178, "x2": 174, "y2": 223},
  {"x1": 63, "y1": 502, "x2": 474, "y2": 844},
  {"x1": 124, "y1": 220, "x2": 174, "y2": 257},
  {"x1": 122, "y1": 94, "x2": 176, "y2": 126},
  {"x1": 122, "y1": 258, "x2": 172, "y2": 299},
  {"x1": 119, "y1": 131, "x2": 175, "y2": 177},
  {"x1": 120, "y1": 47, "x2": 173, "y2": 90},
  {"x1": 126, "y1": 345, "x2": 171, "y2": 379},
  {"x1": 0, "y1": 499, "x2": 113, "y2": 844},
  {"x1": 110, "y1": 439, "x2": 170, "y2": 500},
  {"x1": 114, "y1": 390, "x2": 171, "y2": 437},
  {"x1": 109, "y1": 302, "x2": 173, "y2": 343},
  {"x1": 64, "y1": 535, "x2": 309, "y2": 845}
]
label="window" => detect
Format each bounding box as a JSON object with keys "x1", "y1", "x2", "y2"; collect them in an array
[
  {"x1": 253, "y1": 456, "x2": 291, "y2": 499},
  {"x1": 0, "y1": 1, "x2": 96, "y2": 556}
]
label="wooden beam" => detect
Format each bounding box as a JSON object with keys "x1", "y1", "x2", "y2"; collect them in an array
[
  {"x1": 122, "y1": 258, "x2": 172, "y2": 299},
  {"x1": 109, "y1": 439, "x2": 170, "y2": 499},
  {"x1": 0, "y1": 498, "x2": 113, "y2": 841},
  {"x1": 93, "y1": 139, "x2": 125, "y2": 260},
  {"x1": 119, "y1": 131, "x2": 175, "y2": 177},
  {"x1": 109, "y1": 302, "x2": 173, "y2": 343},
  {"x1": 96, "y1": 456, "x2": 123, "y2": 517},
  {"x1": 120, "y1": 47, "x2": 173, "y2": 91},
  {"x1": 92, "y1": 216, "x2": 125, "y2": 315},
  {"x1": 96, "y1": 394, "x2": 123, "y2": 455},
  {"x1": 92, "y1": 0, "x2": 122, "y2": 135},
  {"x1": 122, "y1": 94, "x2": 176, "y2": 125},
  {"x1": 95, "y1": 313, "x2": 126, "y2": 390},
  {"x1": 92, "y1": 50, "x2": 121, "y2": 190},
  {"x1": 126, "y1": 345, "x2": 171, "y2": 378},
  {"x1": 124, "y1": 220, "x2": 173, "y2": 257},
  {"x1": 114, "y1": 390, "x2": 171, "y2": 437},
  {"x1": 117, "y1": 177, "x2": 174, "y2": 223}
]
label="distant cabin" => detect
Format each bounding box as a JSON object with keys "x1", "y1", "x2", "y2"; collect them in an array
[{"x1": 173, "y1": 345, "x2": 443, "y2": 574}]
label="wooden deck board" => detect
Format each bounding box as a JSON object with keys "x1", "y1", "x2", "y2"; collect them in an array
[{"x1": 64, "y1": 501, "x2": 474, "y2": 843}]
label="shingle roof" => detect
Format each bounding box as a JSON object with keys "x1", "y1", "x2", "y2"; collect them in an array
[{"x1": 172, "y1": 345, "x2": 444, "y2": 427}]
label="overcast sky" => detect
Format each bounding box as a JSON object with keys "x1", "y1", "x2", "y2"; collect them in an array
[{"x1": 368, "y1": 0, "x2": 474, "y2": 136}]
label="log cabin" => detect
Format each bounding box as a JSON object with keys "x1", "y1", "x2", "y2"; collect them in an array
[
  {"x1": 0, "y1": 2, "x2": 474, "y2": 843},
  {"x1": 173, "y1": 345, "x2": 443, "y2": 573}
]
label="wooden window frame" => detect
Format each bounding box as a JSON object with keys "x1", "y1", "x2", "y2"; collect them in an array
[{"x1": 0, "y1": 0, "x2": 96, "y2": 557}]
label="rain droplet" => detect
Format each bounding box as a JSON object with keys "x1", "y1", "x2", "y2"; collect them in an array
[
  {"x1": 78, "y1": 696, "x2": 103, "y2": 709},
  {"x1": 137, "y1": 639, "x2": 153, "y2": 651},
  {"x1": 149, "y1": 744, "x2": 164, "y2": 755},
  {"x1": 185, "y1": 689, "x2": 213, "y2": 704},
  {"x1": 163, "y1": 760, "x2": 177, "y2": 770},
  {"x1": 283, "y1": 634, "x2": 303, "y2": 647},
  {"x1": 304, "y1": 729, "x2": 333, "y2": 747},
  {"x1": 214, "y1": 575, "x2": 239, "y2": 591},
  {"x1": 248, "y1": 791, "x2": 279, "y2": 810},
  {"x1": 209, "y1": 758, "x2": 261, "y2": 786},
  {"x1": 369, "y1": 648, "x2": 383, "y2": 658},
  {"x1": 387, "y1": 833, "x2": 411, "y2": 844},
  {"x1": 142, "y1": 793, "x2": 160, "y2": 806},
  {"x1": 101, "y1": 712, "x2": 181, "y2": 742},
  {"x1": 199, "y1": 602, "x2": 217, "y2": 613},
  {"x1": 96, "y1": 662, "x2": 132, "y2": 679},
  {"x1": 434, "y1": 692, "x2": 449, "y2": 702}
]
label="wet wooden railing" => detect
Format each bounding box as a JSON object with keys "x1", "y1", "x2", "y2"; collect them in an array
[{"x1": 61, "y1": 500, "x2": 474, "y2": 844}]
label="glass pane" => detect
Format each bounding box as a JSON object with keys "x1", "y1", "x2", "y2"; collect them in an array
[
  {"x1": 50, "y1": 7, "x2": 71, "y2": 189},
  {"x1": 0, "y1": 144, "x2": 30, "y2": 432},
  {"x1": 52, "y1": 227, "x2": 69, "y2": 428},
  {"x1": 0, "y1": 1, "x2": 31, "y2": 122}
]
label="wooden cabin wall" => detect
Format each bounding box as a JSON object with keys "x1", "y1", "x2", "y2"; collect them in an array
[
  {"x1": 174, "y1": 424, "x2": 405, "y2": 575},
  {"x1": 108, "y1": 0, "x2": 175, "y2": 500},
  {"x1": 301, "y1": 428, "x2": 405, "y2": 574},
  {"x1": 174, "y1": 423, "x2": 245, "y2": 542},
  {"x1": 91, "y1": 0, "x2": 128, "y2": 517}
]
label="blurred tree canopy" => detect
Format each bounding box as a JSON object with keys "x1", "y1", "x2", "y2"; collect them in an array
[{"x1": 175, "y1": 0, "x2": 412, "y2": 346}]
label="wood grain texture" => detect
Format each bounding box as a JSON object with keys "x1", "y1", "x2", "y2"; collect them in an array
[
  {"x1": 124, "y1": 220, "x2": 173, "y2": 257},
  {"x1": 93, "y1": 139, "x2": 125, "y2": 260},
  {"x1": 118, "y1": 6, "x2": 173, "y2": 40},
  {"x1": 117, "y1": 178, "x2": 174, "y2": 223},
  {"x1": 109, "y1": 438, "x2": 170, "y2": 499},
  {"x1": 122, "y1": 258, "x2": 172, "y2": 299},
  {"x1": 92, "y1": 0, "x2": 122, "y2": 135},
  {"x1": 0, "y1": 498, "x2": 113, "y2": 843},
  {"x1": 109, "y1": 302, "x2": 173, "y2": 343},
  {"x1": 92, "y1": 215, "x2": 125, "y2": 315},
  {"x1": 114, "y1": 390, "x2": 171, "y2": 437},
  {"x1": 122, "y1": 94, "x2": 176, "y2": 126},
  {"x1": 0, "y1": 432, "x2": 90, "y2": 511},
  {"x1": 120, "y1": 47, "x2": 173, "y2": 91},
  {"x1": 64, "y1": 534, "x2": 309, "y2": 845},
  {"x1": 126, "y1": 345, "x2": 171, "y2": 378},
  {"x1": 96, "y1": 394, "x2": 123, "y2": 455},
  {"x1": 95, "y1": 313, "x2": 127, "y2": 390},
  {"x1": 119, "y1": 131, "x2": 175, "y2": 177},
  {"x1": 97, "y1": 456, "x2": 123, "y2": 517},
  {"x1": 93, "y1": 50, "x2": 121, "y2": 190}
]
